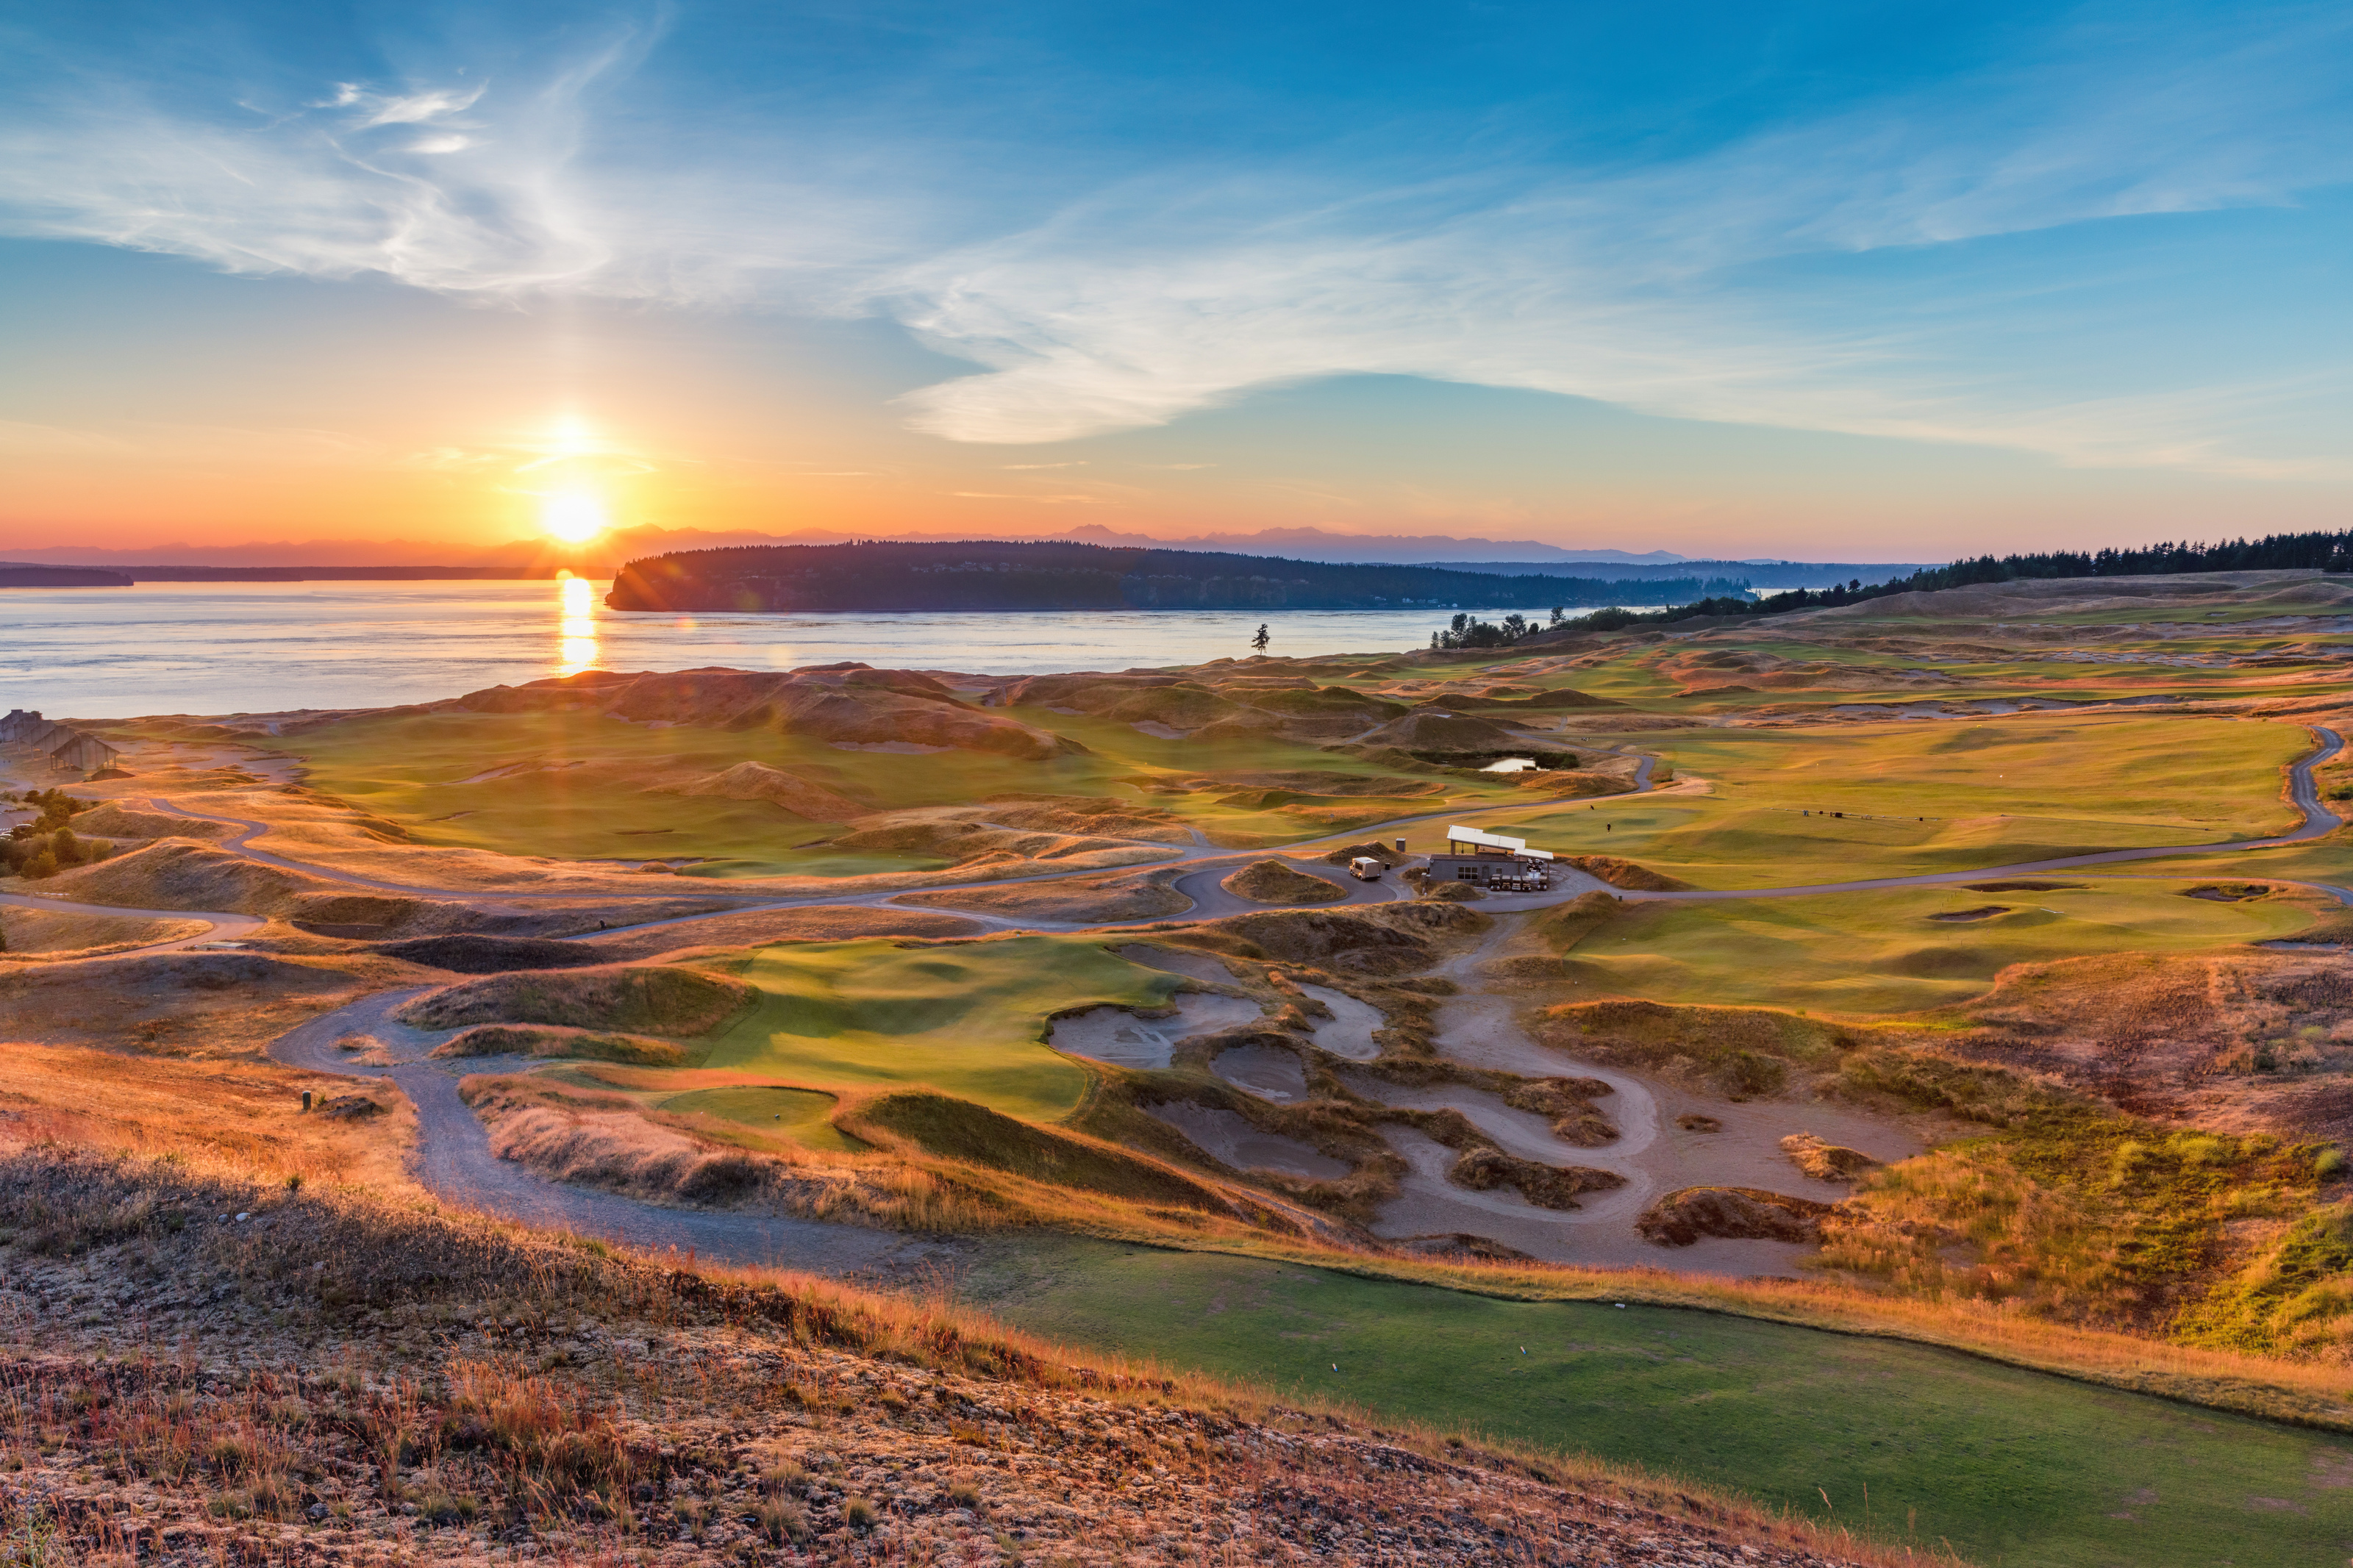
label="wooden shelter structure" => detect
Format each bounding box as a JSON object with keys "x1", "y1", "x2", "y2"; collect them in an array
[{"x1": 49, "y1": 731, "x2": 123, "y2": 774}]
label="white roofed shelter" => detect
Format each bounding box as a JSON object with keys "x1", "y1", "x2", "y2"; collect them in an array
[{"x1": 1442, "y1": 824, "x2": 1554, "y2": 862}]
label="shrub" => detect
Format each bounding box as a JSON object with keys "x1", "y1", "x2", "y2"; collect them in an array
[
  {"x1": 843, "y1": 1495, "x2": 879, "y2": 1531},
  {"x1": 754, "y1": 1500, "x2": 809, "y2": 1544},
  {"x1": 2318, "y1": 1148, "x2": 2346, "y2": 1179}
]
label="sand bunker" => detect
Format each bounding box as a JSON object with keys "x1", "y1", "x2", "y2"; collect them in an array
[
  {"x1": 1210, "y1": 1044, "x2": 1310, "y2": 1102},
  {"x1": 1297, "y1": 983, "x2": 1386, "y2": 1061},
  {"x1": 1147, "y1": 1103, "x2": 1349, "y2": 1180},
  {"x1": 1368, "y1": 1125, "x2": 1813, "y2": 1275},
  {"x1": 1049, "y1": 992, "x2": 1265, "y2": 1070}
]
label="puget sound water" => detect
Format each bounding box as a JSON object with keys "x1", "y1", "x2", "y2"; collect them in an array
[{"x1": 0, "y1": 579, "x2": 1618, "y2": 719}]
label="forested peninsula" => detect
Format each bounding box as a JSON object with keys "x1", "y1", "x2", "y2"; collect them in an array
[{"x1": 603, "y1": 540, "x2": 1744, "y2": 613}]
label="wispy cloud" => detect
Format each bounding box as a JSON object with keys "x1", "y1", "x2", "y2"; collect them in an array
[
  {"x1": 950, "y1": 491, "x2": 1105, "y2": 503},
  {"x1": 3, "y1": 7, "x2": 2348, "y2": 479}
]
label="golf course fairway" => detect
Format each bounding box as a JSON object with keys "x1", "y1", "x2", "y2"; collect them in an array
[{"x1": 961, "y1": 1237, "x2": 2353, "y2": 1567}]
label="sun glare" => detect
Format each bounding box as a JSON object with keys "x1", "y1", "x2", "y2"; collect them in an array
[{"x1": 543, "y1": 490, "x2": 607, "y2": 543}]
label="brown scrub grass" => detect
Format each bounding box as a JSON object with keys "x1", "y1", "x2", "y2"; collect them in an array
[
  {"x1": 0, "y1": 1140, "x2": 1915, "y2": 1568},
  {"x1": 456, "y1": 1071, "x2": 1312, "y2": 1245},
  {"x1": 0, "y1": 1040, "x2": 416, "y2": 1195}
]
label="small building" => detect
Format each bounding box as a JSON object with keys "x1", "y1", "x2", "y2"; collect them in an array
[
  {"x1": 50, "y1": 731, "x2": 122, "y2": 775},
  {"x1": 1426, "y1": 823, "x2": 1554, "y2": 892},
  {"x1": 13, "y1": 720, "x2": 73, "y2": 753},
  {"x1": 0, "y1": 709, "x2": 41, "y2": 742}
]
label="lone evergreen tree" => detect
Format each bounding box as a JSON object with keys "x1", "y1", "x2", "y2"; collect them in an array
[{"x1": 1251, "y1": 623, "x2": 1271, "y2": 653}]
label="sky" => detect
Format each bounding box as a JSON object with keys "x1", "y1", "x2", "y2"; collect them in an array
[{"x1": 3, "y1": 1, "x2": 2349, "y2": 565}]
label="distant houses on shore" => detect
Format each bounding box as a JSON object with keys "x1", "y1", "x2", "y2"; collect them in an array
[{"x1": 0, "y1": 710, "x2": 124, "y2": 777}]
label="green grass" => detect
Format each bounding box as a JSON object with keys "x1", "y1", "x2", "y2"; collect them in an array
[
  {"x1": 1540, "y1": 880, "x2": 2326, "y2": 1013},
  {"x1": 695, "y1": 935, "x2": 1182, "y2": 1120},
  {"x1": 1393, "y1": 714, "x2": 2316, "y2": 889},
  {"x1": 271, "y1": 704, "x2": 1536, "y2": 865},
  {"x1": 659, "y1": 1084, "x2": 857, "y2": 1152},
  {"x1": 962, "y1": 1237, "x2": 2353, "y2": 1568}
]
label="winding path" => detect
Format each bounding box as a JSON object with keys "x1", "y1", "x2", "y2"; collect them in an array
[
  {"x1": 185, "y1": 720, "x2": 2343, "y2": 1278},
  {"x1": 13, "y1": 727, "x2": 2346, "y2": 962},
  {"x1": 268, "y1": 989, "x2": 964, "y2": 1275}
]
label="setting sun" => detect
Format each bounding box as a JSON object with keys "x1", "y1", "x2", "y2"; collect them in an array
[{"x1": 542, "y1": 490, "x2": 607, "y2": 544}]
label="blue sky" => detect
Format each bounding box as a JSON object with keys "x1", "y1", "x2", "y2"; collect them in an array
[{"x1": 2, "y1": 1, "x2": 2349, "y2": 558}]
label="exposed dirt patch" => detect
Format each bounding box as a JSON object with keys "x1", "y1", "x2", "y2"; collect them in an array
[{"x1": 1927, "y1": 906, "x2": 2010, "y2": 923}]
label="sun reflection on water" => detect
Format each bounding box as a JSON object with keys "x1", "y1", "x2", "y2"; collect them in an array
[{"x1": 557, "y1": 573, "x2": 599, "y2": 675}]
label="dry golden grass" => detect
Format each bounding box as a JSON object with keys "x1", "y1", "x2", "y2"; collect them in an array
[
  {"x1": 0, "y1": 907, "x2": 208, "y2": 959},
  {"x1": 0, "y1": 1040, "x2": 415, "y2": 1194},
  {"x1": 0, "y1": 1139, "x2": 1907, "y2": 1567}
]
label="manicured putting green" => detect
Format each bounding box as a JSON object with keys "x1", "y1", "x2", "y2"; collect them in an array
[
  {"x1": 1545, "y1": 880, "x2": 2329, "y2": 1013},
  {"x1": 963, "y1": 1239, "x2": 2353, "y2": 1568},
  {"x1": 699, "y1": 935, "x2": 1181, "y2": 1120},
  {"x1": 660, "y1": 1085, "x2": 857, "y2": 1153}
]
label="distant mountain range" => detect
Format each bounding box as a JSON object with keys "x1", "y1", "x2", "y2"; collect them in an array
[{"x1": 0, "y1": 523, "x2": 1929, "y2": 590}]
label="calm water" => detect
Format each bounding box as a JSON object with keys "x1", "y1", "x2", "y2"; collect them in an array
[{"x1": 0, "y1": 580, "x2": 1602, "y2": 719}]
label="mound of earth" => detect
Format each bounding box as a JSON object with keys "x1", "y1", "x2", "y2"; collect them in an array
[
  {"x1": 451, "y1": 665, "x2": 1076, "y2": 760},
  {"x1": 1003, "y1": 675, "x2": 1405, "y2": 743},
  {"x1": 46, "y1": 839, "x2": 345, "y2": 917},
  {"x1": 1390, "y1": 1232, "x2": 1540, "y2": 1262},
  {"x1": 1452, "y1": 687, "x2": 1624, "y2": 711},
  {"x1": 1499, "y1": 1076, "x2": 1618, "y2": 1146},
  {"x1": 1677, "y1": 1113, "x2": 1724, "y2": 1133},
  {"x1": 432, "y1": 1023, "x2": 688, "y2": 1065},
  {"x1": 1563, "y1": 854, "x2": 1695, "y2": 892},
  {"x1": 1449, "y1": 1146, "x2": 1626, "y2": 1209},
  {"x1": 1638, "y1": 1186, "x2": 1838, "y2": 1246},
  {"x1": 1419, "y1": 879, "x2": 1485, "y2": 901},
  {"x1": 1200, "y1": 901, "x2": 1485, "y2": 975},
  {"x1": 582, "y1": 905, "x2": 984, "y2": 958},
  {"x1": 1321, "y1": 840, "x2": 1401, "y2": 867},
  {"x1": 974, "y1": 793, "x2": 1192, "y2": 842},
  {"x1": 1221, "y1": 859, "x2": 1347, "y2": 905},
  {"x1": 1511, "y1": 769, "x2": 1638, "y2": 799},
  {"x1": 1780, "y1": 1133, "x2": 1885, "y2": 1181},
  {"x1": 1190, "y1": 770, "x2": 1446, "y2": 799},
  {"x1": 843, "y1": 1089, "x2": 1245, "y2": 1213},
  {"x1": 395, "y1": 963, "x2": 757, "y2": 1035},
  {"x1": 676, "y1": 759, "x2": 869, "y2": 820},
  {"x1": 41, "y1": 840, "x2": 557, "y2": 939},
  {"x1": 900, "y1": 867, "x2": 1190, "y2": 922},
  {"x1": 827, "y1": 806, "x2": 1170, "y2": 867},
  {"x1": 0, "y1": 906, "x2": 208, "y2": 958},
  {"x1": 68, "y1": 801, "x2": 235, "y2": 840},
  {"x1": 1347, "y1": 711, "x2": 1527, "y2": 751},
  {"x1": 0, "y1": 948, "x2": 376, "y2": 1056},
  {"x1": 372, "y1": 934, "x2": 610, "y2": 973}
]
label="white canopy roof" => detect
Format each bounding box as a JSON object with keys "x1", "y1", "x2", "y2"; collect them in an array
[{"x1": 1443, "y1": 824, "x2": 1554, "y2": 862}]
